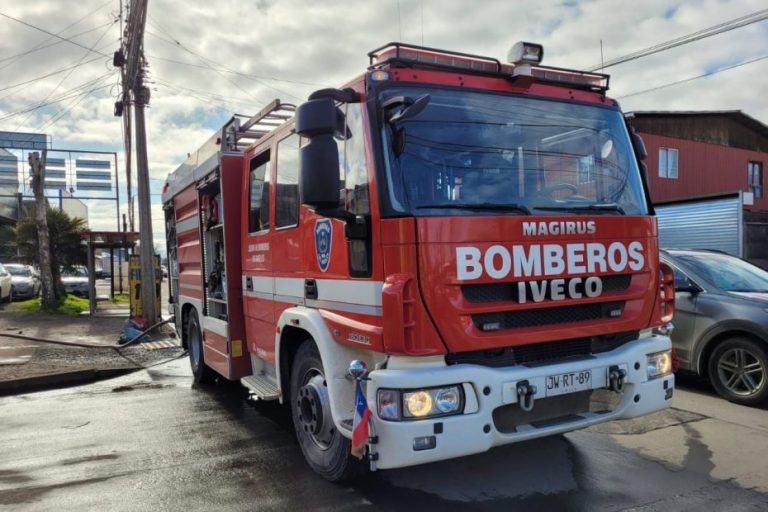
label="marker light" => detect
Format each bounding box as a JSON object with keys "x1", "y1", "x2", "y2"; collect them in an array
[
  {"x1": 507, "y1": 41, "x2": 544, "y2": 65},
  {"x1": 370, "y1": 70, "x2": 390, "y2": 81}
]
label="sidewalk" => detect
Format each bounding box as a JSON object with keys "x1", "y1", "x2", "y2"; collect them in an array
[{"x1": 0, "y1": 306, "x2": 183, "y2": 395}]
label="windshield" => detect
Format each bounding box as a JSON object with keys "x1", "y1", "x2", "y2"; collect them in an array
[
  {"x1": 380, "y1": 87, "x2": 648, "y2": 215},
  {"x1": 7, "y1": 265, "x2": 31, "y2": 277},
  {"x1": 62, "y1": 267, "x2": 88, "y2": 278},
  {"x1": 675, "y1": 253, "x2": 768, "y2": 292}
]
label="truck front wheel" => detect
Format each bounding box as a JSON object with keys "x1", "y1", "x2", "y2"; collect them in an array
[{"x1": 290, "y1": 340, "x2": 364, "y2": 481}]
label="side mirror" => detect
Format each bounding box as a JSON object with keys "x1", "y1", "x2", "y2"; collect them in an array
[
  {"x1": 675, "y1": 276, "x2": 701, "y2": 294},
  {"x1": 296, "y1": 97, "x2": 341, "y2": 210},
  {"x1": 630, "y1": 130, "x2": 647, "y2": 161}
]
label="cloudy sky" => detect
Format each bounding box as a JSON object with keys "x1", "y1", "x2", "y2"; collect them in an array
[{"x1": 0, "y1": 0, "x2": 767, "y2": 250}]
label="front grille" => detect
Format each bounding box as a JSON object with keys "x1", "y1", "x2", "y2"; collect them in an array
[
  {"x1": 446, "y1": 330, "x2": 637, "y2": 367},
  {"x1": 462, "y1": 274, "x2": 632, "y2": 303},
  {"x1": 472, "y1": 301, "x2": 624, "y2": 331}
]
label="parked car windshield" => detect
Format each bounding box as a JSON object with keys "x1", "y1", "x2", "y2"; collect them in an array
[
  {"x1": 62, "y1": 267, "x2": 88, "y2": 278},
  {"x1": 379, "y1": 86, "x2": 648, "y2": 216},
  {"x1": 6, "y1": 265, "x2": 31, "y2": 277},
  {"x1": 675, "y1": 252, "x2": 768, "y2": 292}
]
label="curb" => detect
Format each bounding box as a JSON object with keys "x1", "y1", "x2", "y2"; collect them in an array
[{"x1": 0, "y1": 367, "x2": 139, "y2": 396}]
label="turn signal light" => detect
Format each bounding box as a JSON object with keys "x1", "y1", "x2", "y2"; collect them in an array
[{"x1": 659, "y1": 262, "x2": 675, "y2": 323}]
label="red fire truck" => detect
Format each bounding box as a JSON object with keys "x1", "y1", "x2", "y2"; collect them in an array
[{"x1": 162, "y1": 42, "x2": 675, "y2": 481}]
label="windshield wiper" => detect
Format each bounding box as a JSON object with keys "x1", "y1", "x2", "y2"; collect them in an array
[
  {"x1": 415, "y1": 202, "x2": 531, "y2": 215},
  {"x1": 533, "y1": 203, "x2": 626, "y2": 215}
]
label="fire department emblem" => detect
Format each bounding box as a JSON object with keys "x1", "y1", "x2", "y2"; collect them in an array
[{"x1": 314, "y1": 219, "x2": 332, "y2": 272}]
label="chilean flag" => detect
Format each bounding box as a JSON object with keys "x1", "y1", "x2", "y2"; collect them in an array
[{"x1": 351, "y1": 379, "x2": 372, "y2": 459}]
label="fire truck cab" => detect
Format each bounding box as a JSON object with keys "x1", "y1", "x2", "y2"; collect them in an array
[{"x1": 163, "y1": 42, "x2": 675, "y2": 481}]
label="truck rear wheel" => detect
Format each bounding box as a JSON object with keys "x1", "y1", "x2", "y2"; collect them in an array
[
  {"x1": 187, "y1": 309, "x2": 213, "y2": 384},
  {"x1": 290, "y1": 340, "x2": 364, "y2": 481}
]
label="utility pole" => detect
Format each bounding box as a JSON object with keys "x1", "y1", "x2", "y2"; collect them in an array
[
  {"x1": 116, "y1": 0, "x2": 156, "y2": 323},
  {"x1": 28, "y1": 151, "x2": 57, "y2": 309}
]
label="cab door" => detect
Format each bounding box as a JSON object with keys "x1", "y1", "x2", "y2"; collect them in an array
[
  {"x1": 242, "y1": 149, "x2": 275, "y2": 363},
  {"x1": 271, "y1": 133, "x2": 304, "y2": 315}
]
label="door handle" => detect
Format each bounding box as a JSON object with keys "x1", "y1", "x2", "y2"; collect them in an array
[{"x1": 304, "y1": 279, "x2": 318, "y2": 300}]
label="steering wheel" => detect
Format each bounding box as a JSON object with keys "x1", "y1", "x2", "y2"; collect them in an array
[{"x1": 536, "y1": 183, "x2": 579, "y2": 198}]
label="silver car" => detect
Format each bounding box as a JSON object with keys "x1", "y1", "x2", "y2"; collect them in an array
[
  {"x1": 61, "y1": 266, "x2": 90, "y2": 297},
  {"x1": 0, "y1": 264, "x2": 11, "y2": 302},
  {"x1": 662, "y1": 249, "x2": 768, "y2": 406},
  {"x1": 5, "y1": 264, "x2": 40, "y2": 300}
]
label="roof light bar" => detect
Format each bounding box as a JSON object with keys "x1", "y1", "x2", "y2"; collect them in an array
[
  {"x1": 368, "y1": 42, "x2": 503, "y2": 73},
  {"x1": 523, "y1": 66, "x2": 610, "y2": 91},
  {"x1": 367, "y1": 42, "x2": 610, "y2": 92}
]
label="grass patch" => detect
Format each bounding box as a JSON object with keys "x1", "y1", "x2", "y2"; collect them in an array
[
  {"x1": 110, "y1": 293, "x2": 129, "y2": 304},
  {"x1": 12, "y1": 294, "x2": 90, "y2": 315}
]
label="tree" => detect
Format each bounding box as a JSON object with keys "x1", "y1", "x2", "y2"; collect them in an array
[
  {"x1": 28, "y1": 152, "x2": 56, "y2": 309},
  {"x1": 15, "y1": 208, "x2": 87, "y2": 303},
  {"x1": 0, "y1": 225, "x2": 15, "y2": 261}
]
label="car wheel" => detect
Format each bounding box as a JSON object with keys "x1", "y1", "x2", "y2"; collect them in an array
[
  {"x1": 290, "y1": 340, "x2": 364, "y2": 482},
  {"x1": 187, "y1": 309, "x2": 213, "y2": 384},
  {"x1": 708, "y1": 337, "x2": 768, "y2": 406}
]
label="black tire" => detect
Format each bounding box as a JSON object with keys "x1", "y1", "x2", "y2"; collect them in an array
[
  {"x1": 187, "y1": 309, "x2": 214, "y2": 384},
  {"x1": 708, "y1": 337, "x2": 768, "y2": 406},
  {"x1": 290, "y1": 341, "x2": 365, "y2": 482}
]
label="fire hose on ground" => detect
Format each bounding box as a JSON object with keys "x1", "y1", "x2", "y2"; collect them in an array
[{"x1": 0, "y1": 317, "x2": 185, "y2": 369}]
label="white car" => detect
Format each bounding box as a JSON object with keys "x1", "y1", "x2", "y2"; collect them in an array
[{"x1": 0, "y1": 263, "x2": 13, "y2": 302}]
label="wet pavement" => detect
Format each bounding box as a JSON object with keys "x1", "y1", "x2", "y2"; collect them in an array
[{"x1": 1, "y1": 362, "x2": 767, "y2": 512}]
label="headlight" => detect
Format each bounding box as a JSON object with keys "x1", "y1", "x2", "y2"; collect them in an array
[
  {"x1": 378, "y1": 385, "x2": 464, "y2": 421},
  {"x1": 647, "y1": 350, "x2": 672, "y2": 380}
]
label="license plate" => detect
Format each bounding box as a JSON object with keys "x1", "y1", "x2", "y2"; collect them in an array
[{"x1": 545, "y1": 370, "x2": 592, "y2": 397}]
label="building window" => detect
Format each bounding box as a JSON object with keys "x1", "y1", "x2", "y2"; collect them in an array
[
  {"x1": 659, "y1": 147, "x2": 678, "y2": 179},
  {"x1": 275, "y1": 133, "x2": 300, "y2": 228},
  {"x1": 748, "y1": 161, "x2": 763, "y2": 199},
  {"x1": 248, "y1": 151, "x2": 271, "y2": 233}
]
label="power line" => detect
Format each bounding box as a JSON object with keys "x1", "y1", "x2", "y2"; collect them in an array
[
  {"x1": 14, "y1": 20, "x2": 117, "y2": 131},
  {"x1": 617, "y1": 53, "x2": 768, "y2": 99},
  {"x1": 0, "y1": 21, "x2": 114, "y2": 68},
  {"x1": 0, "y1": 55, "x2": 104, "y2": 95},
  {"x1": 0, "y1": 10, "x2": 113, "y2": 59},
  {"x1": 589, "y1": 8, "x2": 768, "y2": 71},
  {"x1": 146, "y1": 53, "x2": 326, "y2": 87},
  {"x1": 38, "y1": 76, "x2": 114, "y2": 133},
  {"x1": 0, "y1": 73, "x2": 113, "y2": 122},
  {"x1": 145, "y1": 21, "x2": 305, "y2": 102},
  {"x1": 152, "y1": 77, "x2": 258, "y2": 107}
]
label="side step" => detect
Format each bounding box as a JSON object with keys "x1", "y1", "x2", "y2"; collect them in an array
[{"x1": 241, "y1": 375, "x2": 279, "y2": 401}]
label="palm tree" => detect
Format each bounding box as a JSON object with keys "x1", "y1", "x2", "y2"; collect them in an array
[{"x1": 15, "y1": 208, "x2": 87, "y2": 304}]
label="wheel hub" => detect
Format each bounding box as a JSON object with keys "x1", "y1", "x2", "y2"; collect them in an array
[
  {"x1": 718, "y1": 347, "x2": 765, "y2": 396},
  {"x1": 296, "y1": 374, "x2": 334, "y2": 449}
]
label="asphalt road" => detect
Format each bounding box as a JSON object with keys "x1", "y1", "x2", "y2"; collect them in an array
[{"x1": 1, "y1": 361, "x2": 767, "y2": 512}]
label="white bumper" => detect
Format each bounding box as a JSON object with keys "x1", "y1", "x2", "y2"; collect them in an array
[{"x1": 367, "y1": 335, "x2": 673, "y2": 470}]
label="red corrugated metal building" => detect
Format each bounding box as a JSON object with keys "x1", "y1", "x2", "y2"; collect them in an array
[{"x1": 628, "y1": 111, "x2": 768, "y2": 211}]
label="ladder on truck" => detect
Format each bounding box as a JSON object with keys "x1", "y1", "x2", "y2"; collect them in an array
[{"x1": 221, "y1": 99, "x2": 296, "y2": 153}]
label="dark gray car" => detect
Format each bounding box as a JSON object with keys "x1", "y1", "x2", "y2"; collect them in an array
[{"x1": 661, "y1": 249, "x2": 768, "y2": 406}]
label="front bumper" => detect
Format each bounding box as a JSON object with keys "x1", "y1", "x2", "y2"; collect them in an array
[
  {"x1": 366, "y1": 335, "x2": 673, "y2": 470},
  {"x1": 12, "y1": 285, "x2": 35, "y2": 299}
]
